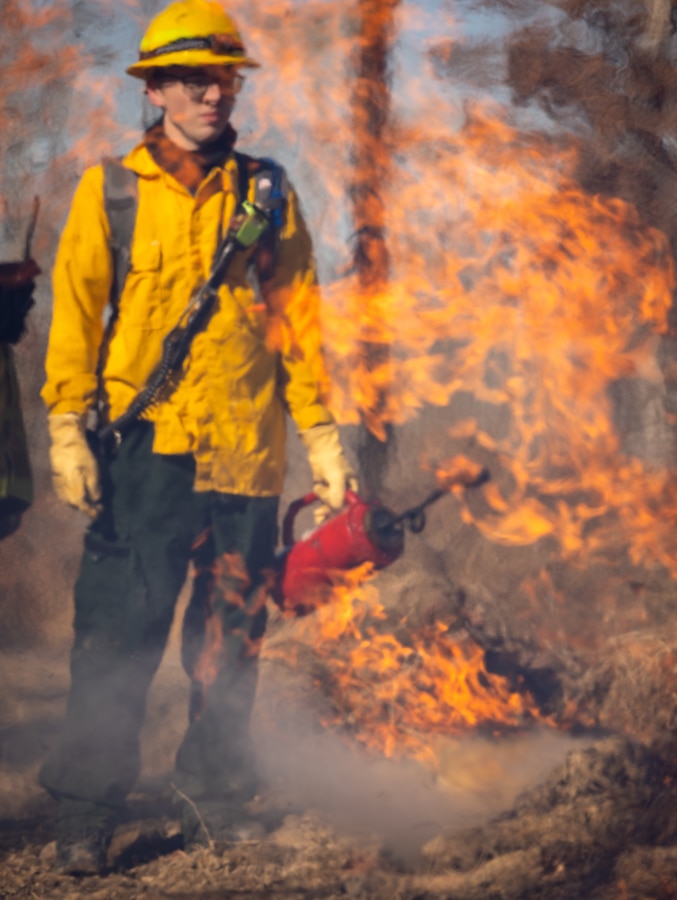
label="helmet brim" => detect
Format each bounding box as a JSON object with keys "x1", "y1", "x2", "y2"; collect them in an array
[{"x1": 126, "y1": 48, "x2": 260, "y2": 78}]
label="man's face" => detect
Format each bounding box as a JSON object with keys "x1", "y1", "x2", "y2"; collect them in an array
[{"x1": 146, "y1": 65, "x2": 244, "y2": 150}]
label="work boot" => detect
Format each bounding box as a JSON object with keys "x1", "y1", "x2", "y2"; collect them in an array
[
  {"x1": 52, "y1": 799, "x2": 117, "y2": 876},
  {"x1": 55, "y1": 829, "x2": 109, "y2": 876}
]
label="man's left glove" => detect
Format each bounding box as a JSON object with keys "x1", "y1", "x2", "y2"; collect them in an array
[
  {"x1": 299, "y1": 422, "x2": 358, "y2": 523},
  {"x1": 48, "y1": 413, "x2": 102, "y2": 518}
]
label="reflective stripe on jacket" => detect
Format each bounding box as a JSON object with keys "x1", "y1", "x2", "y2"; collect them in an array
[{"x1": 42, "y1": 141, "x2": 333, "y2": 495}]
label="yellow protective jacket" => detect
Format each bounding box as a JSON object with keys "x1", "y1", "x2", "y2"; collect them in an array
[{"x1": 43, "y1": 141, "x2": 334, "y2": 495}]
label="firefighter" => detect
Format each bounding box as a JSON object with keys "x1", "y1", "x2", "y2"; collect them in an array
[
  {"x1": 0, "y1": 259, "x2": 38, "y2": 538},
  {"x1": 39, "y1": 0, "x2": 357, "y2": 875}
]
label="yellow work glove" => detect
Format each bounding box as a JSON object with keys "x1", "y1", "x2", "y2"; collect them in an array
[
  {"x1": 299, "y1": 422, "x2": 358, "y2": 524},
  {"x1": 48, "y1": 413, "x2": 102, "y2": 518}
]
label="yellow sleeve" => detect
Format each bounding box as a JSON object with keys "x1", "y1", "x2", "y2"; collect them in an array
[
  {"x1": 41, "y1": 165, "x2": 113, "y2": 415},
  {"x1": 264, "y1": 181, "x2": 335, "y2": 432}
]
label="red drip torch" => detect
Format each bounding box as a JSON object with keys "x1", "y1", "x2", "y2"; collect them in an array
[{"x1": 273, "y1": 467, "x2": 489, "y2": 614}]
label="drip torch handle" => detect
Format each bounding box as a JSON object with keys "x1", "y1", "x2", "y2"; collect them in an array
[
  {"x1": 281, "y1": 489, "x2": 361, "y2": 547},
  {"x1": 282, "y1": 492, "x2": 317, "y2": 547}
]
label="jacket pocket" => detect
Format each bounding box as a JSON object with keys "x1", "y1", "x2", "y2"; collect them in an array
[
  {"x1": 130, "y1": 240, "x2": 162, "y2": 274},
  {"x1": 122, "y1": 241, "x2": 164, "y2": 329}
]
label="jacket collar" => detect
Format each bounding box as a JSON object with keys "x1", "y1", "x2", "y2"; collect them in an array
[
  {"x1": 122, "y1": 122, "x2": 238, "y2": 195},
  {"x1": 122, "y1": 142, "x2": 163, "y2": 178}
]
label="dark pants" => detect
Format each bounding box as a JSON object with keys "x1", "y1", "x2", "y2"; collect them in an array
[{"x1": 39, "y1": 423, "x2": 279, "y2": 838}]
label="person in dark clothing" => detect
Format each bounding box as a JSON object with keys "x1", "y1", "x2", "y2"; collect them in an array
[{"x1": 0, "y1": 256, "x2": 38, "y2": 538}]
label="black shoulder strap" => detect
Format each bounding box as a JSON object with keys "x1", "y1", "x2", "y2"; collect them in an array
[
  {"x1": 102, "y1": 157, "x2": 139, "y2": 310},
  {"x1": 234, "y1": 150, "x2": 251, "y2": 205}
]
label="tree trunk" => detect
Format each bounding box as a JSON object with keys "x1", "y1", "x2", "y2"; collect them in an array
[{"x1": 349, "y1": 0, "x2": 400, "y2": 498}]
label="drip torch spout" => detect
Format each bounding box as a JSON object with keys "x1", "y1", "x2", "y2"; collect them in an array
[{"x1": 372, "y1": 467, "x2": 491, "y2": 539}]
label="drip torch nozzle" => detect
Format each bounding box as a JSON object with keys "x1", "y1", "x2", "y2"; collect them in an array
[{"x1": 372, "y1": 466, "x2": 490, "y2": 540}]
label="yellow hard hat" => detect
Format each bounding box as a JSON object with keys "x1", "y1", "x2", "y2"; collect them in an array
[{"x1": 126, "y1": 0, "x2": 259, "y2": 79}]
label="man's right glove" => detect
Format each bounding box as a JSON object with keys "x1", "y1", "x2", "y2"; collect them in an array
[{"x1": 48, "y1": 413, "x2": 102, "y2": 518}]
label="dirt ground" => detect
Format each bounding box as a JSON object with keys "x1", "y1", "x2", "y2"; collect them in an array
[{"x1": 3, "y1": 592, "x2": 675, "y2": 900}]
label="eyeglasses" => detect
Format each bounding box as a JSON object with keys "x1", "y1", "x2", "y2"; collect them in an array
[{"x1": 159, "y1": 68, "x2": 245, "y2": 100}]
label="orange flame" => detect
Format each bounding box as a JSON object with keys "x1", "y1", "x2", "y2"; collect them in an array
[
  {"x1": 191, "y1": 551, "x2": 251, "y2": 695},
  {"x1": 273, "y1": 564, "x2": 544, "y2": 765},
  {"x1": 326, "y1": 102, "x2": 676, "y2": 573},
  {"x1": 226, "y1": 4, "x2": 677, "y2": 751}
]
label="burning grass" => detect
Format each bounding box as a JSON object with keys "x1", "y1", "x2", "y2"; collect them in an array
[{"x1": 266, "y1": 564, "x2": 545, "y2": 766}]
